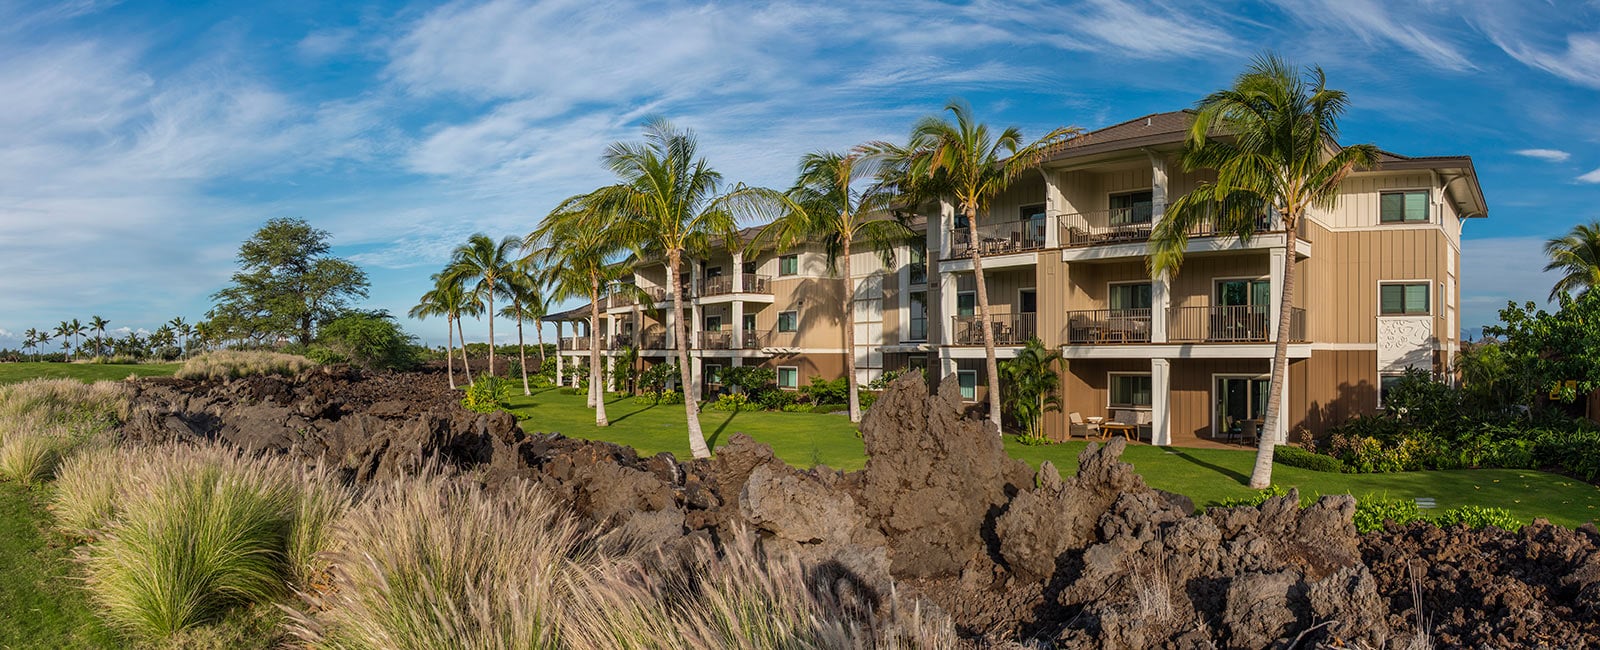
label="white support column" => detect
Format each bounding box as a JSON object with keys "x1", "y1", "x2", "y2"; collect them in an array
[
  {"x1": 1151, "y1": 358, "x2": 1171, "y2": 446},
  {"x1": 1147, "y1": 150, "x2": 1168, "y2": 224},
  {"x1": 939, "y1": 271, "x2": 958, "y2": 347},
  {"x1": 1152, "y1": 270, "x2": 1170, "y2": 343},
  {"x1": 689, "y1": 301, "x2": 703, "y2": 399},
  {"x1": 1269, "y1": 248, "x2": 1287, "y2": 339},
  {"x1": 732, "y1": 251, "x2": 744, "y2": 293},
  {"x1": 937, "y1": 199, "x2": 955, "y2": 260},
  {"x1": 731, "y1": 301, "x2": 745, "y2": 350},
  {"x1": 1041, "y1": 169, "x2": 1063, "y2": 248},
  {"x1": 939, "y1": 349, "x2": 957, "y2": 384},
  {"x1": 554, "y1": 322, "x2": 564, "y2": 386}
]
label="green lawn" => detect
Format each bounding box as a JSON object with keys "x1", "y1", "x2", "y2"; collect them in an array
[
  {"x1": 0, "y1": 483, "x2": 117, "y2": 648},
  {"x1": 512, "y1": 388, "x2": 1600, "y2": 528},
  {"x1": 0, "y1": 362, "x2": 179, "y2": 385}
]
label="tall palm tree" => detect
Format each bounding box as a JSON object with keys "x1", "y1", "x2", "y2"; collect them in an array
[
  {"x1": 590, "y1": 119, "x2": 777, "y2": 458},
  {"x1": 169, "y1": 317, "x2": 191, "y2": 357},
  {"x1": 1543, "y1": 221, "x2": 1600, "y2": 301},
  {"x1": 452, "y1": 285, "x2": 484, "y2": 382},
  {"x1": 499, "y1": 266, "x2": 545, "y2": 396},
  {"x1": 527, "y1": 200, "x2": 630, "y2": 426},
  {"x1": 752, "y1": 150, "x2": 915, "y2": 423},
  {"x1": 1153, "y1": 54, "x2": 1378, "y2": 489},
  {"x1": 67, "y1": 319, "x2": 86, "y2": 360},
  {"x1": 53, "y1": 321, "x2": 71, "y2": 361},
  {"x1": 873, "y1": 100, "x2": 1078, "y2": 431},
  {"x1": 89, "y1": 316, "x2": 110, "y2": 358},
  {"x1": 193, "y1": 321, "x2": 214, "y2": 354},
  {"x1": 410, "y1": 279, "x2": 463, "y2": 389},
  {"x1": 22, "y1": 329, "x2": 39, "y2": 361},
  {"x1": 444, "y1": 234, "x2": 520, "y2": 377}
]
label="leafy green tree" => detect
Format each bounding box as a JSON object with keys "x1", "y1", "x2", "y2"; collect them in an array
[
  {"x1": 1152, "y1": 54, "x2": 1378, "y2": 489},
  {"x1": 872, "y1": 101, "x2": 1077, "y2": 431},
  {"x1": 314, "y1": 310, "x2": 419, "y2": 370},
  {"x1": 1544, "y1": 221, "x2": 1600, "y2": 301},
  {"x1": 753, "y1": 150, "x2": 916, "y2": 423},
  {"x1": 443, "y1": 234, "x2": 520, "y2": 376},
  {"x1": 998, "y1": 338, "x2": 1063, "y2": 444},
  {"x1": 210, "y1": 218, "x2": 370, "y2": 346},
  {"x1": 589, "y1": 119, "x2": 777, "y2": 458},
  {"x1": 1484, "y1": 290, "x2": 1600, "y2": 410}
]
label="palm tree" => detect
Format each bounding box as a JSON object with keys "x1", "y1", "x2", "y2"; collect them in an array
[
  {"x1": 1152, "y1": 54, "x2": 1379, "y2": 489},
  {"x1": 873, "y1": 100, "x2": 1078, "y2": 432},
  {"x1": 193, "y1": 321, "x2": 214, "y2": 354},
  {"x1": 410, "y1": 278, "x2": 463, "y2": 389},
  {"x1": 68, "y1": 319, "x2": 85, "y2": 356},
  {"x1": 499, "y1": 267, "x2": 545, "y2": 395},
  {"x1": 53, "y1": 321, "x2": 71, "y2": 361},
  {"x1": 89, "y1": 316, "x2": 109, "y2": 358},
  {"x1": 444, "y1": 234, "x2": 520, "y2": 377},
  {"x1": 527, "y1": 200, "x2": 630, "y2": 426},
  {"x1": 23, "y1": 328, "x2": 41, "y2": 361},
  {"x1": 1543, "y1": 221, "x2": 1600, "y2": 301},
  {"x1": 752, "y1": 150, "x2": 916, "y2": 423},
  {"x1": 452, "y1": 284, "x2": 484, "y2": 382},
  {"x1": 998, "y1": 338, "x2": 1063, "y2": 443},
  {"x1": 169, "y1": 317, "x2": 191, "y2": 357},
  {"x1": 590, "y1": 119, "x2": 778, "y2": 458}
]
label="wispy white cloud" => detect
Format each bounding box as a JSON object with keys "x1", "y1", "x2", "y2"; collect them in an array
[
  {"x1": 1514, "y1": 148, "x2": 1571, "y2": 162},
  {"x1": 1270, "y1": 0, "x2": 1475, "y2": 71},
  {"x1": 1579, "y1": 167, "x2": 1600, "y2": 183},
  {"x1": 1488, "y1": 30, "x2": 1600, "y2": 89}
]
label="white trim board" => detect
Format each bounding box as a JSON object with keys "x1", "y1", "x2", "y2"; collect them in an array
[{"x1": 1058, "y1": 343, "x2": 1312, "y2": 360}]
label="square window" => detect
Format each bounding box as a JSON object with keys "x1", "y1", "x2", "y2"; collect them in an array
[
  {"x1": 777, "y1": 366, "x2": 799, "y2": 389},
  {"x1": 1379, "y1": 374, "x2": 1406, "y2": 405},
  {"x1": 1020, "y1": 289, "x2": 1037, "y2": 314},
  {"x1": 1380, "y1": 191, "x2": 1429, "y2": 223},
  {"x1": 957, "y1": 370, "x2": 977, "y2": 401},
  {"x1": 778, "y1": 311, "x2": 799, "y2": 332},
  {"x1": 1110, "y1": 283, "x2": 1153, "y2": 310},
  {"x1": 957, "y1": 291, "x2": 976, "y2": 317},
  {"x1": 1109, "y1": 190, "x2": 1154, "y2": 225},
  {"x1": 779, "y1": 255, "x2": 799, "y2": 276},
  {"x1": 1110, "y1": 374, "x2": 1153, "y2": 407},
  {"x1": 1380, "y1": 283, "x2": 1430, "y2": 315}
]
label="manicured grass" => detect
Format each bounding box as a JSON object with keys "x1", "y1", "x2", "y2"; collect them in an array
[
  {"x1": 512, "y1": 388, "x2": 1600, "y2": 528},
  {"x1": 0, "y1": 482, "x2": 118, "y2": 648},
  {"x1": 0, "y1": 362, "x2": 179, "y2": 385}
]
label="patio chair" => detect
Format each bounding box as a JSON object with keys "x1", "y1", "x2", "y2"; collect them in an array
[
  {"x1": 1240, "y1": 420, "x2": 1259, "y2": 446},
  {"x1": 1068, "y1": 412, "x2": 1097, "y2": 439}
]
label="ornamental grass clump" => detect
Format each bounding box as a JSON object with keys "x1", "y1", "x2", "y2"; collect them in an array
[
  {"x1": 288, "y1": 471, "x2": 586, "y2": 649},
  {"x1": 0, "y1": 379, "x2": 126, "y2": 485},
  {"x1": 52, "y1": 443, "x2": 133, "y2": 536},
  {"x1": 174, "y1": 350, "x2": 317, "y2": 381}
]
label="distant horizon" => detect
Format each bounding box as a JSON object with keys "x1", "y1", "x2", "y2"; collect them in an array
[{"x1": 0, "y1": 1, "x2": 1594, "y2": 349}]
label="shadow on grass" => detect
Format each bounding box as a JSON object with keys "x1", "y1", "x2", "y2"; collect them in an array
[
  {"x1": 1163, "y1": 447, "x2": 1251, "y2": 487},
  {"x1": 708, "y1": 409, "x2": 742, "y2": 449}
]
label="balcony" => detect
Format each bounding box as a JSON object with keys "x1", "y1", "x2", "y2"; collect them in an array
[
  {"x1": 949, "y1": 313, "x2": 1037, "y2": 346},
  {"x1": 950, "y1": 218, "x2": 1049, "y2": 257},
  {"x1": 607, "y1": 292, "x2": 638, "y2": 309},
  {"x1": 1169, "y1": 305, "x2": 1306, "y2": 343},
  {"x1": 698, "y1": 273, "x2": 773, "y2": 297},
  {"x1": 609, "y1": 334, "x2": 634, "y2": 350},
  {"x1": 1060, "y1": 210, "x2": 1277, "y2": 248},
  {"x1": 560, "y1": 335, "x2": 607, "y2": 351},
  {"x1": 1063, "y1": 309, "x2": 1153, "y2": 344},
  {"x1": 640, "y1": 332, "x2": 668, "y2": 349},
  {"x1": 698, "y1": 330, "x2": 733, "y2": 350}
]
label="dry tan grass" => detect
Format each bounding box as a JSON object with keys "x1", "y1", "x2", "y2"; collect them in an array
[
  {"x1": 0, "y1": 379, "x2": 126, "y2": 485},
  {"x1": 174, "y1": 351, "x2": 317, "y2": 381}
]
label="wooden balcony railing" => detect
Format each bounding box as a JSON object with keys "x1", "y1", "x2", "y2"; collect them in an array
[
  {"x1": 698, "y1": 273, "x2": 773, "y2": 296},
  {"x1": 1169, "y1": 305, "x2": 1306, "y2": 343},
  {"x1": 640, "y1": 332, "x2": 668, "y2": 349},
  {"x1": 1060, "y1": 211, "x2": 1279, "y2": 248},
  {"x1": 560, "y1": 335, "x2": 607, "y2": 351},
  {"x1": 950, "y1": 218, "x2": 1049, "y2": 257},
  {"x1": 698, "y1": 330, "x2": 733, "y2": 350},
  {"x1": 1063, "y1": 309, "x2": 1153, "y2": 344},
  {"x1": 950, "y1": 313, "x2": 1037, "y2": 346}
]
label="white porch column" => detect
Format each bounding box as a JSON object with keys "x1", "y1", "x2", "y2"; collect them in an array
[
  {"x1": 732, "y1": 251, "x2": 744, "y2": 293},
  {"x1": 689, "y1": 301, "x2": 703, "y2": 399},
  {"x1": 1152, "y1": 270, "x2": 1170, "y2": 343},
  {"x1": 1269, "y1": 247, "x2": 1287, "y2": 339},
  {"x1": 939, "y1": 271, "x2": 958, "y2": 347},
  {"x1": 937, "y1": 199, "x2": 955, "y2": 260},
  {"x1": 731, "y1": 300, "x2": 745, "y2": 350},
  {"x1": 1151, "y1": 358, "x2": 1172, "y2": 446},
  {"x1": 939, "y1": 349, "x2": 957, "y2": 384},
  {"x1": 1147, "y1": 151, "x2": 1168, "y2": 223},
  {"x1": 1041, "y1": 169, "x2": 1063, "y2": 248},
  {"x1": 554, "y1": 322, "x2": 564, "y2": 386}
]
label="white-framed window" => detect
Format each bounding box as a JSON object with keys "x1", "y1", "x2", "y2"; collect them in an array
[
  {"x1": 1109, "y1": 373, "x2": 1153, "y2": 407},
  {"x1": 704, "y1": 315, "x2": 723, "y2": 331},
  {"x1": 956, "y1": 291, "x2": 976, "y2": 317},
  {"x1": 705, "y1": 363, "x2": 722, "y2": 385},
  {"x1": 1379, "y1": 282, "x2": 1430, "y2": 315},
  {"x1": 777, "y1": 311, "x2": 799, "y2": 332},
  {"x1": 1379, "y1": 373, "x2": 1407, "y2": 406},
  {"x1": 957, "y1": 369, "x2": 977, "y2": 401},
  {"x1": 777, "y1": 366, "x2": 799, "y2": 389},
  {"x1": 1109, "y1": 190, "x2": 1154, "y2": 225},
  {"x1": 908, "y1": 291, "x2": 928, "y2": 341},
  {"x1": 779, "y1": 254, "x2": 799, "y2": 276},
  {"x1": 1109, "y1": 282, "x2": 1153, "y2": 310},
  {"x1": 1380, "y1": 190, "x2": 1429, "y2": 223},
  {"x1": 908, "y1": 247, "x2": 927, "y2": 285}
]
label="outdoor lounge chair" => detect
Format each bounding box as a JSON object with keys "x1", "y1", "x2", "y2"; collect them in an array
[{"x1": 1069, "y1": 412, "x2": 1097, "y2": 439}]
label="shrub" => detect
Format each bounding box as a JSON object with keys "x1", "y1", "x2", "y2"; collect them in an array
[
  {"x1": 314, "y1": 311, "x2": 421, "y2": 371},
  {"x1": 0, "y1": 422, "x2": 78, "y2": 485},
  {"x1": 288, "y1": 473, "x2": 584, "y2": 648},
  {"x1": 1431, "y1": 505, "x2": 1524, "y2": 532},
  {"x1": 1351, "y1": 493, "x2": 1425, "y2": 533},
  {"x1": 858, "y1": 390, "x2": 879, "y2": 411},
  {"x1": 1216, "y1": 484, "x2": 1291, "y2": 508},
  {"x1": 461, "y1": 375, "x2": 513, "y2": 413},
  {"x1": 706, "y1": 393, "x2": 752, "y2": 412},
  {"x1": 0, "y1": 379, "x2": 127, "y2": 486},
  {"x1": 799, "y1": 377, "x2": 848, "y2": 406},
  {"x1": 1273, "y1": 445, "x2": 1344, "y2": 473},
  {"x1": 755, "y1": 389, "x2": 797, "y2": 411},
  {"x1": 810, "y1": 403, "x2": 848, "y2": 414},
  {"x1": 175, "y1": 351, "x2": 316, "y2": 381}
]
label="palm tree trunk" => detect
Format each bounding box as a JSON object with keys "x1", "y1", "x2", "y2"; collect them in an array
[
  {"x1": 968, "y1": 206, "x2": 1004, "y2": 432},
  {"x1": 1251, "y1": 213, "x2": 1298, "y2": 489},
  {"x1": 516, "y1": 299, "x2": 530, "y2": 396},
  {"x1": 444, "y1": 316, "x2": 457, "y2": 390},
  {"x1": 536, "y1": 325, "x2": 546, "y2": 380},
  {"x1": 843, "y1": 239, "x2": 861, "y2": 423},
  {"x1": 457, "y1": 317, "x2": 473, "y2": 382},
  {"x1": 671, "y1": 253, "x2": 711, "y2": 459},
  {"x1": 486, "y1": 293, "x2": 496, "y2": 376},
  {"x1": 590, "y1": 276, "x2": 609, "y2": 426}
]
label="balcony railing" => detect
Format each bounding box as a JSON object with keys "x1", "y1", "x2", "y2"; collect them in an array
[
  {"x1": 698, "y1": 330, "x2": 733, "y2": 350},
  {"x1": 560, "y1": 335, "x2": 608, "y2": 351},
  {"x1": 698, "y1": 273, "x2": 773, "y2": 296},
  {"x1": 609, "y1": 334, "x2": 634, "y2": 350},
  {"x1": 950, "y1": 313, "x2": 1037, "y2": 346},
  {"x1": 1060, "y1": 210, "x2": 1279, "y2": 248},
  {"x1": 1169, "y1": 305, "x2": 1306, "y2": 343},
  {"x1": 950, "y1": 218, "x2": 1049, "y2": 256},
  {"x1": 640, "y1": 332, "x2": 668, "y2": 349},
  {"x1": 640, "y1": 286, "x2": 692, "y2": 304},
  {"x1": 742, "y1": 331, "x2": 763, "y2": 349},
  {"x1": 607, "y1": 292, "x2": 638, "y2": 309},
  {"x1": 1063, "y1": 309, "x2": 1153, "y2": 344}
]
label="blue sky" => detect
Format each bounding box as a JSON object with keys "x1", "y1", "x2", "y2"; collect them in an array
[{"x1": 0, "y1": 0, "x2": 1597, "y2": 349}]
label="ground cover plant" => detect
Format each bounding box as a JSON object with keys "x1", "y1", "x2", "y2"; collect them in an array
[{"x1": 173, "y1": 350, "x2": 316, "y2": 381}]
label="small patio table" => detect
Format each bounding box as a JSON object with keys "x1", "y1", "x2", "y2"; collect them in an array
[{"x1": 1101, "y1": 422, "x2": 1137, "y2": 442}]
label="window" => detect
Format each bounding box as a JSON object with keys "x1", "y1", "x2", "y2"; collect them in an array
[
  {"x1": 778, "y1": 311, "x2": 799, "y2": 332},
  {"x1": 705, "y1": 266, "x2": 723, "y2": 278},
  {"x1": 742, "y1": 261, "x2": 757, "y2": 275},
  {"x1": 1109, "y1": 190, "x2": 1154, "y2": 225},
  {"x1": 1380, "y1": 191, "x2": 1429, "y2": 223},
  {"x1": 957, "y1": 291, "x2": 976, "y2": 317},
  {"x1": 1379, "y1": 373, "x2": 1406, "y2": 405},
  {"x1": 777, "y1": 366, "x2": 799, "y2": 389},
  {"x1": 704, "y1": 315, "x2": 722, "y2": 331},
  {"x1": 1110, "y1": 374, "x2": 1153, "y2": 407},
  {"x1": 705, "y1": 364, "x2": 722, "y2": 385},
  {"x1": 957, "y1": 370, "x2": 977, "y2": 401},
  {"x1": 909, "y1": 291, "x2": 928, "y2": 341},
  {"x1": 908, "y1": 247, "x2": 927, "y2": 285},
  {"x1": 1020, "y1": 204, "x2": 1048, "y2": 245},
  {"x1": 779, "y1": 255, "x2": 799, "y2": 276},
  {"x1": 1380, "y1": 283, "x2": 1430, "y2": 315},
  {"x1": 1109, "y1": 282, "x2": 1153, "y2": 310},
  {"x1": 1019, "y1": 289, "x2": 1037, "y2": 314},
  {"x1": 742, "y1": 314, "x2": 756, "y2": 332}
]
